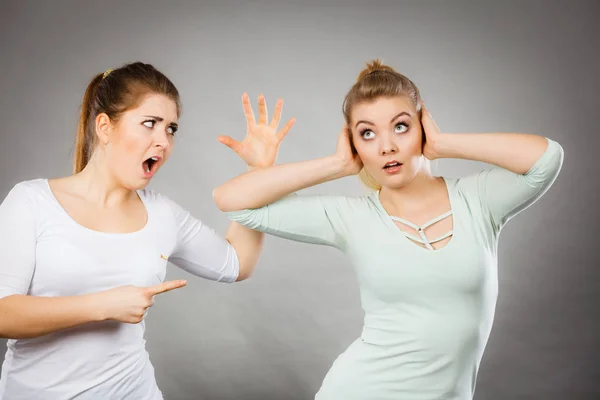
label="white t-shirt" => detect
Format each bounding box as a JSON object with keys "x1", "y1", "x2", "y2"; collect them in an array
[{"x1": 0, "y1": 179, "x2": 240, "y2": 400}]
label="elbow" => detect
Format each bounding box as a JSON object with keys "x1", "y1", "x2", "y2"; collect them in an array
[
  {"x1": 212, "y1": 186, "x2": 237, "y2": 213},
  {"x1": 232, "y1": 255, "x2": 256, "y2": 282},
  {"x1": 212, "y1": 186, "x2": 227, "y2": 212},
  {"x1": 235, "y1": 268, "x2": 253, "y2": 282}
]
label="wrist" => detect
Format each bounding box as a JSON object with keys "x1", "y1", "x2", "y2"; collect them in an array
[
  {"x1": 247, "y1": 161, "x2": 274, "y2": 171},
  {"x1": 325, "y1": 155, "x2": 351, "y2": 178},
  {"x1": 427, "y1": 133, "x2": 451, "y2": 160},
  {"x1": 84, "y1": 292, "x2": 108, "y2": 322}
]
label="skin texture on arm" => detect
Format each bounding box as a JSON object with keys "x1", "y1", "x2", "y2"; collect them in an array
[
  {"x1": 422, "y1": 104, "x2": 552, "y2": 173},
  {"x1": 0, "y1": 281, "x2": 187, "y2": 339},
  {"x1": 213, "y1": 100, "x2": 361, "y2": 213},
  {"x1": 0, "y1": 294, "x2": 104, "y2": 339}
]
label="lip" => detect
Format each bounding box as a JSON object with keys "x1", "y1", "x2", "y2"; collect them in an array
[{"x1": 382, "y1": 160, "x2": 403, "y2": 174}]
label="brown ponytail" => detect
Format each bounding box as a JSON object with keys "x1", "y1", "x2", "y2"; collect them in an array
[
  {"x1": 74, "y1": 73, "x2": 103, "y2": 174},
  {"x1": 72, "y1": 62, "x2": 181, "y2": 174}
]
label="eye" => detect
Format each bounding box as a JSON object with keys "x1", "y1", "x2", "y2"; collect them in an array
[
  {"x1": 142, "y1": 120, "x2": 155, "y2": 128},
  {"x1": 360, "y1": 129, "x2": 375, "y2": 140},
  {"x1": 167, "y1": 125, "x2": 178, "y2": 136},
  {"x1": 395, "y1": 122, "x2": 409, "y2": 133}
]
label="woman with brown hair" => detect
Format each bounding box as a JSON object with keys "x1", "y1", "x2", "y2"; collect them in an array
[
  {"x1": 0, "y1": 62, "x2": 293, "y2": 399},
  {"x1": 214, "y1": 59, "x2": 564, "y2": 399}
]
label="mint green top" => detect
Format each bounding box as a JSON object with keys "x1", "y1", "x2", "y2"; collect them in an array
[{"x1": 227, "y1": 138, "x2": 563, "y2": 400}]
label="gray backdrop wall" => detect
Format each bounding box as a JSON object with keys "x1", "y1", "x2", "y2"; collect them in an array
[{"x1": 1, "y1": 1, "x2": 598, "y2": 399}]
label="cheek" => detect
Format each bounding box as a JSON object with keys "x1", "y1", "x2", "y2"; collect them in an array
[
  {"x1": 354, "y1": 141, "x2": 375, "y2": 163},
  {"x1": 108, "y1": 130, "x2": 149, "y2": 168},
  {"x1": 117, "y1": 131, "x2": 147, "y2": 156},
  {"x1": 400, "y1": 130, "x2": 423, "y2": 155}
]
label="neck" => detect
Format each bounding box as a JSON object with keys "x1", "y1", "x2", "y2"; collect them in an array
[
  {"x1": 379, "y1": 169, "x2": 443, "y2": 212},
  {"x1": 73, "y1": 154, "x2": 135, "y2": 208}
]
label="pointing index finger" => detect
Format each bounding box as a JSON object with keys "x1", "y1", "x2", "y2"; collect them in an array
[{"x1": 147, "y1": 280, "x2": 187, "y2": 296}]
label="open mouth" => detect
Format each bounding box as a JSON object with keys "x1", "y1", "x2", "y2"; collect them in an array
[
  {"x1": 383, "y1": 161, "x2": 402, "y2": 169},
  {"x1": 143, "y1": 156, "x2": 160, "y2": 175}
]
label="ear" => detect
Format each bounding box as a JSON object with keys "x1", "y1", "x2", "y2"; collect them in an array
[{"x1": 95, "y1": 113, "x2": 112, "y2": 146}]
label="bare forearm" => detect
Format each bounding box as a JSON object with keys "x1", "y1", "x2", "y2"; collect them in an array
[
  {"x1": 225, "y1": 222, "x2": 264, "y2": 281},
  {"x1": 0, "y1": 294, "x2": 103, "y2": 339},
  {"x1": 213, "y1": 156, "x2": 347, "y2": 212},
  {"x1": 432, "y1": 133, "x2": 549, "y2": 174}
]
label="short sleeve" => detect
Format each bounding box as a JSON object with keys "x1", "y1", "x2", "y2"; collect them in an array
[{"x1": 0, "y1": 183, "x2": 37, "y2": 299}]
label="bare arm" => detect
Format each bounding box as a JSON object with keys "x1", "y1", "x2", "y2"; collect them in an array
[
  {"x1": 224, "y1": 166, "x2": 266, "y2": 281},
  {"x1": 214, "y1": 155, "x2": 351, "y2": 212},
  {"x1": 213, "y1": 123, "x2": 361, "y2": 212},
  {"x1": 223, "y1": 222, "x2": 263, "y2": 281},
  {"x1": 431, "y1": 132, "x2": 550, "y2": 173},
  {"x1": 0, "y1": 294, "x2": 101, "y2": 339},
  {"x1": 0, "y1": 280, "x2": 187, "y2": 340}
]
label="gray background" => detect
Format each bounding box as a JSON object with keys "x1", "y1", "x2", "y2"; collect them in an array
[{"x1": 1, "y1": 0, "x2": 598, "y2": 399}]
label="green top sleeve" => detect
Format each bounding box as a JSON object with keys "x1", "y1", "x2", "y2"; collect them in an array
[
  {"x1": 471, "y1": 137, "x2": 564, "y2": 233},
  {"x1": 226, "y1": 194, "x2": 356, "y2": 250}
]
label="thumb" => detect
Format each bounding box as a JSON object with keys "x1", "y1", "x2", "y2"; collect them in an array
[
  {"x1": 218, "y1": 135, "x2": 243, "y2": 154},
  {"x1": 147, "y1": 279, "x2": 187, "y2": 296}
]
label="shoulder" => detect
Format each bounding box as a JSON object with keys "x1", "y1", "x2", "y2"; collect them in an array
[
  {"x1": 444, "y1": 173, "x2": 487, "y2": 199},
  {"x1": 137, "y1": 187, "x2": 195, "y2": 227},
  {"x1": 316, "y1": 192, "x2": 385, "y2": 223},
  {"x1": 440, "y1": 174, "x2": 490, "y2": 219},
  {"x1": 284, "y1": 192, "x2": 378, "y2": 213},
  {"x1": 6, "y1": 178, "x2": 48, "y2": 194},
  {"x1": 137, "y1": 187, "x2": 178, "y2": 208},
  {"x1": 0, "y1": 179, "x2": 53, "y2": 231},
  {"x1": 2, "y1": 178, "x2": 52, "y2": 205}
]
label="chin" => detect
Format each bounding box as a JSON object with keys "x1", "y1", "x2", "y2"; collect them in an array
[
  {"x1": 381, "y1": 180, "x2": 408, "y2": 190},
  {"x1": 134, "y1": 180, "x2": 152, "y2": 190},
  {"x1": 120, "y1": 178, "x2": 150, "y2": 191},
  {"x1": 378, "y1": 173, "x2": 413, "y2": 190}
]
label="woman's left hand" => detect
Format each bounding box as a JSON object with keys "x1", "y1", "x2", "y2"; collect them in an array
[
  {"x1": 421, "y1": 102, "x2": 442, "y2": 160},
  {"x1": 218, "y1": 93, "x2": 296, "y2": 169}
]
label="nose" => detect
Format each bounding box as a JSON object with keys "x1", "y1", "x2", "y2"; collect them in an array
[
  {"x1": 154, "y1": 130, "x2": 171, "y2": 150},
  {"x1": 379, "y1": 133, "x2": 397, "y2": 156}
]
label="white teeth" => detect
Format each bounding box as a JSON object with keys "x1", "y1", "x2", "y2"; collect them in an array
[
  {"x1": 151, "y1": 157, "x2": 158, "y2": 161},
  {"x1": 145, "y1": 164, "x2": 150, "y2": 173}
]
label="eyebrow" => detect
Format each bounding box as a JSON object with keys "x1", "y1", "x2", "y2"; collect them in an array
[
  {"x1": 355, "y1": 112, "x2": 411, "y2": 128},
  {"x1": 142, "y1": 115, "x2": 178, "y2": 127}
]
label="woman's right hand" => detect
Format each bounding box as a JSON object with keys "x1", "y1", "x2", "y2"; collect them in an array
[
  {"x1": 334, "y1": 126, "x2": 363, "y2": 176},
  {"x1": 93, "y1": 280, "x2": 187, "y2": 324}
]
